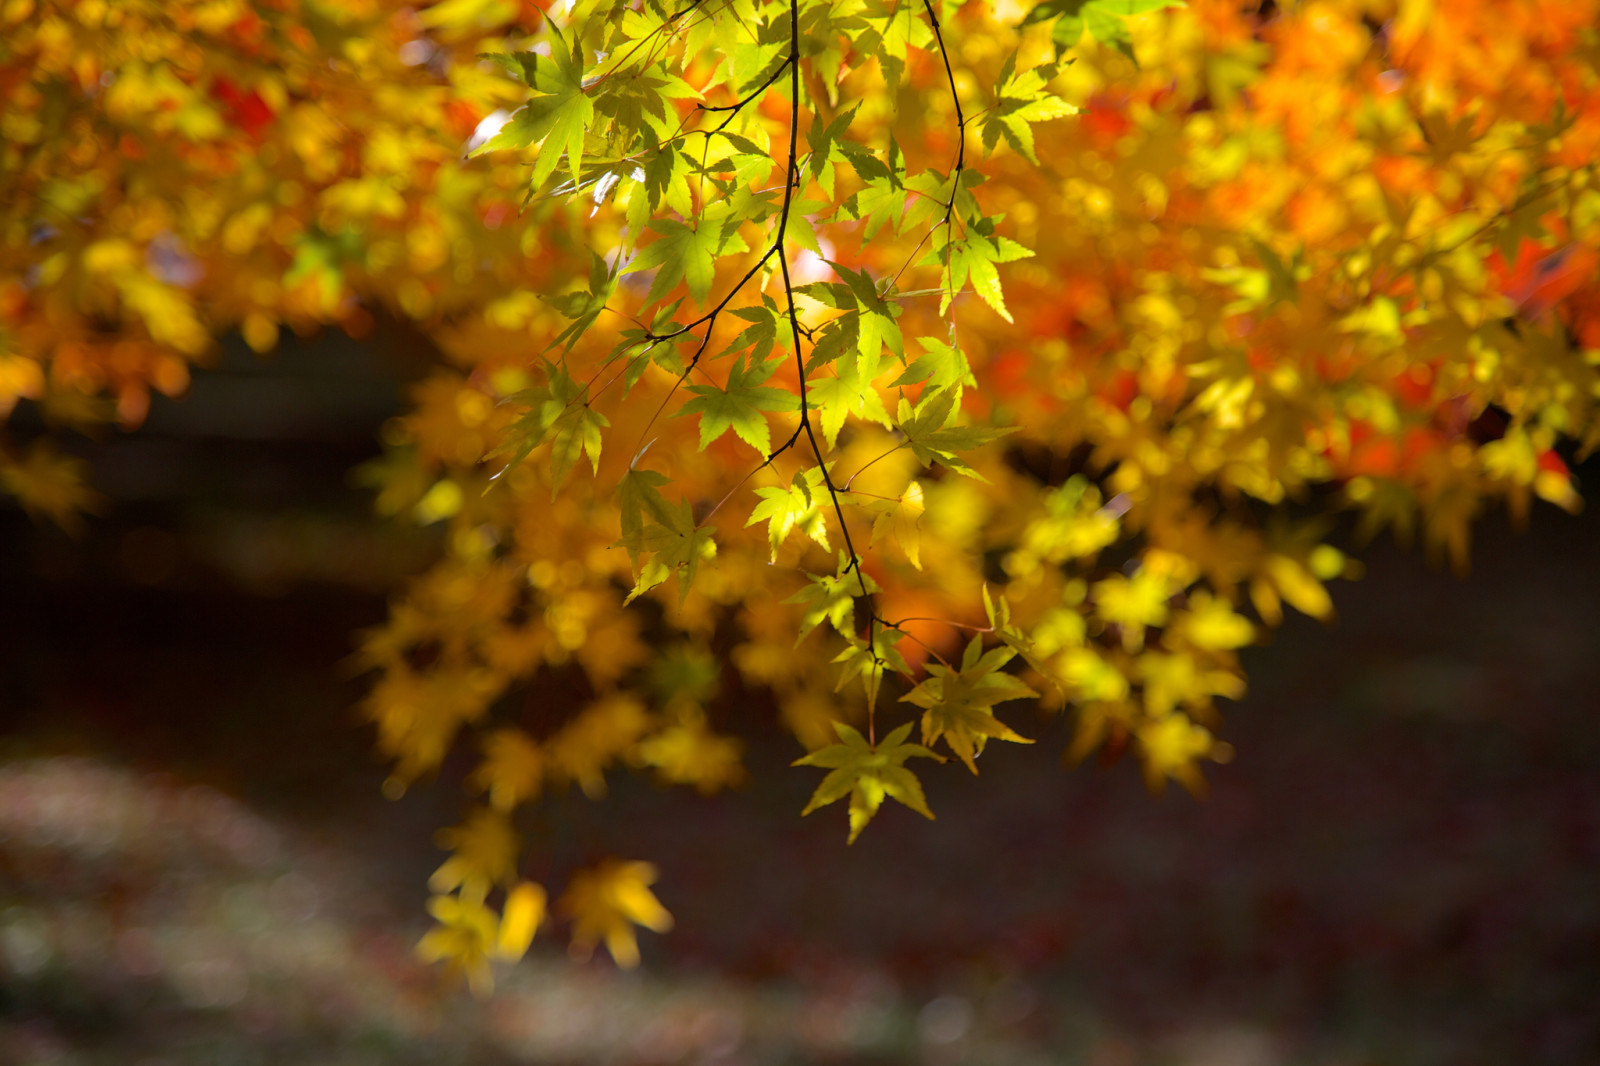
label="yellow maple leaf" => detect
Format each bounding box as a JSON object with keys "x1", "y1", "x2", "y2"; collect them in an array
[
  {"x1": 794, "y1": 721, "x2": 940, "y2": 843},
  {"x1": 1169, "y1": 591, "x2": 1255, "y2": 651},
  {"x1": 545, "y1": 693, "x2": 652, "y2": 798},
  {"x1": 1135, "y1": 712, "x2": 1220, "y2": 796},
  {"x1": 558, "y1": 860, "x2": 673, "y2": 968},
  {"x1": 900, "y1": 637, "x2": 1037, "y2": 774},
  {"x1": 473, "y1": 728, "x2": 547, "y2": 811},
  {"x1": 416, "y1": 893, "x2": 500, "y2": 996},
  {"x1": 430, "y1": 808, "x2": 520, "y2": 902},
  {"x1": 633, "y1": 711, "x2": 747, "y2": 794},
  {"x1": 0, "y1": 442, "x2": 102, "y2": 534},
  {"x1": 1092, "y1": 569, "x2": 1174, "y2": 652}
]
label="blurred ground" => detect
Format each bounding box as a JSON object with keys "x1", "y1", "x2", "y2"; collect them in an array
[{"x1": 1, "y1": 330, "x2": 1598, "y2": 1065}]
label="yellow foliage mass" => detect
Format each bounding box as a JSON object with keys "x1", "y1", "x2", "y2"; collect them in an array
[{"x1": 5, "y1": 0, "x2": 1600, "y2": 980}]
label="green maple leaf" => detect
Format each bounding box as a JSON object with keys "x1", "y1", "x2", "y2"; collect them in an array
[
  {"x1": 548, "y1": 405, "x2": 608, "y2": 492},
  {"x1": 928, "y1": 221, "x2": 1035, "y2": 322},
  {"x1": 892, "y1": 336, "x2": 976, "y2": 408},
  {"x1": 624, "y1": 215, "x2": 748, "y2": 304},
  {"x1": 1495, "y1": 182, "x2": 1556, "y2": 264},
  {"x1": 726, "y1": 296, "x2": 786, "y2": 365},
  {"x1": 747, "y1": 466, "x2": 830, "y2": 560},
  {"x1": 981, "y1": 53, "x2": 1077, "y2": 163},
  {"x1": 901, "y1": 636, "x2": 1037, "y2": 773},
  {"x1": 617, "y1": 468, "x2": 679, "y2": 568},
  {"x1": 680, "y1": 354, "x2": 795, "y2": 454},
  {"x1": 802, "y1": 312, "x2": 858, "y2": 375},
  {"x1": 841, "y1": 137, "x2": 906, "y2": 240},
  {"x1": 635, "y1": 521, "x2": 717, "y2": 606},
  {"x1": 806, "y1": 354, "x2": 893, "y2": 449},
  {"x1": 855, "y1": 0, "x2": 929, "y2": 98},
  {"x1": 1417, "y1": 108, "x2": 1480, "y2": 163},
  {"x1": 595, "y1": 64, "x2": 699, "y2": 142},
  {"x1": 838, "y1": 263, "x2": 903, "y2": 366},
  {"x1": 475, "y1": 26, "x2": 594, "y2": 192},
  {"x1": 615, "y1": 468, "x2": 715, "y2": 604},
  {"x1": 548, "y1": 250, "x2": 617, "y2": 353},
  {"x1": 638, "y1": 137, "x2": 694, "y2": 219},
  {"x1": 982, "y1": 584, "x2": 1059, "y2": 692},
  {"x1": 785, "y1": 553, "x2": 880, "y2": 644},
  {"x1": 1022, "y1": 0, "x2": 1183, "y2": 65},
  {"x1": 807, "y1": 104, "x2": 860, "y2": 200},
  {"x1": 798, "y1": 264, "x2": 901, "y2": 373},
  {"x1": 793, "y1": 721, "x2": 939, "y2": 843},
  {"x1": 831, "y1": 628, "x2": 911, "y2": 714},
  {"x1": 902, "y1": 166, "x2": 982, "y2": 238},
  {"x1": 895, "y1": 386, "x2": 1016, "y2": 478},
  {"x1": 493, "y1": 361, "x2": 607, "y2": 491}
]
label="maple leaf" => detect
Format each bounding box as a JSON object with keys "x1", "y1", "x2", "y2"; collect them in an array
[
  {"x1": 785, "y1": 553, "x2": 881, "y2": 643},
  {"x1": 546, "y1": 250, "x2": 617, "y2": 354},
  {"x1": 430, "y1": 808, "x2": 520, "y2": 902},
  {"x1": 797, "y1": 262, "x2": 903, "y2": 369},
  {"x1": 680, "y1": 354, "x2": 795, "y2": 453},
  {"x1": 1495, "y1": 181, "x2": 1557, "y2": 264},
  {"x1": 474, "y1": 28, "x2": 594, "y2": 191},
  {"x1": 0, "y1": 442, "x2": 102, "y2": 534},
  {"x1": 558, "y1": 859, "x2": 674, "y2": 968},
  {"x1": 624, "y1": 214, "x2": 750, "y2": 304},
  {"x1": 806, "y1": 353, "x2": 893, "y2": 448},
  {"x1": 841, "y1": 136, "x2": 907, "y2": 239},
  {"x1": 892, "y1": 336, "x2": 976, "y2": 408},
  {"x1": 1135, "y1": 712, "x2": 1219, "y2": 795},
  {"x1": 1092, "y1": 569, "x2": 1174, "y2": 651},
  {"x1": 416, "y1": 892, "x2": 501, "y2": 996},
  {"x1": 545, "y1": 694, "x2": 653, "y2": 798},
  {"x1": 854, "y1": 0, "x2": 929, "y2": 99},
  {"x1": 616, "y1": 468, "x2": 716, "y2": 604},
  {"x1": 981, "y1": 584, "x2": 1057, "y2": 688},
  {"x1": 927, "y1": 220, "x2": 1035, "y2": 321},
  {"x1": 493, "y1": 361, "x2": 607, "y2": 492},
  {"x1": 1417, "y1": 108, "x2": 1480, "y2": 163},
  {"x1": 726, "y1": 296, "x2": 786, "y2": 365},
  {"x1": 980, "y1": 54, "x2": 1077, "y2": 164},
  {"x1": 634, "y1": 710, "x2": 747, "y2": 794},
  {"x1": 900, "y1": 637, "x2": 1037, "y2": 773},
  {"x1": 636, "y1": 138, "x2": 695, "y2": 221},
  {"x1": 1023, "y1": 0, "x2": 1183, "y2": 65},
  {"x1": 793, "y1": 721, "x2": 940, "y2": 843},
  {"x1": 747, "y1": 466, "x2": 831, "y2": 560},
  {"x1": 842, "y1": 480, "x2": 926, "y2": 569},
  {"x1": 831, "y1": 628, "x2": 911, "y2": 713},
  {"x1": 894, "y1": 385, "x2": 1016, "y2": 477},
  {"x1": 807, "y1": 103, "x2": 859, "y2": 199},
  {"x1": 1169, "y1": 591, "x2": 1255, "y2": 652},
  {"x1": 472, "y1": 728, "x2": 547, "y2": 811}
]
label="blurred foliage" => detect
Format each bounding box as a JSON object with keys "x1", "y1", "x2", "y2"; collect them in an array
[{"x1": 4, "y1": 0, "x2": 1600, "y2": 983}]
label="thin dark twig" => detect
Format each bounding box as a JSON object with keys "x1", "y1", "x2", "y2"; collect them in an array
[
  {"x1": 919, "y1": 0, "x2": 967, "y2": 314},
  {"x1": 698, "y1": 58, "x2": 792, "y2": 132},
  {"x1": 774, "y1": 0, "x2": 866, "y2": 596}
]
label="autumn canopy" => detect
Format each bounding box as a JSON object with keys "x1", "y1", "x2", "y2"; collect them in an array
[{"x1": 4, "y1": 0, "x2": 1599, "y2": 986}]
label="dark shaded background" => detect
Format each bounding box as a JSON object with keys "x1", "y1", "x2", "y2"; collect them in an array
[{"x1": 1, "y1": 327, "x2": 1597, "y2": 1065}]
